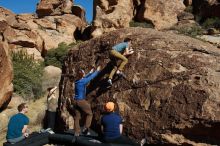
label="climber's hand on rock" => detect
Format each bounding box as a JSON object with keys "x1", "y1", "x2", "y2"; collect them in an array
[
  {"x1": 89, "y1": 68, "x2": 95, "y2": 73},
  {"x1": 97, "y1": 66, "x2": 101, "y2": 71}
]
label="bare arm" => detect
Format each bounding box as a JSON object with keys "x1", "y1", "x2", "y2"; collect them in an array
[
  {"x1": 123, "y1": 47, "x2": 134, "y2": 56},
  {"x1": 123, "y1": 47, "x2": 129, "y2": 55},
  {"x1": 22, "y1": 125, "x2": 28, "y2": 133},
  {"x1": 119, "y1": 124, "x2": 123, "y2": 134},
  {"x1": 22, "y1": 125, "x2": 29, "y2": 137},
  {"x1": 48, "y1": 94, "x2": 56, "y2": 101}
]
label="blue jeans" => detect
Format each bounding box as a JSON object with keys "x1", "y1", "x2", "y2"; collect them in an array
[{"x1": 7, "y1": 135, "x2": 25, "y2": 144}]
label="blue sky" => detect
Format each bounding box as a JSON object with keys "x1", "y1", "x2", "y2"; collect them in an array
[{"x1": 0, "y1": 0, "x2": 93, "y2": 22}]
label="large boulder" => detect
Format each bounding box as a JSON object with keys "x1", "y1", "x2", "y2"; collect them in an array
[
  {"x1": 193, "y1": 0, "x2": 220, "y2": 18},
  {"x1": 42, "y1": 65, "x2": 62, "y2": 93},
  {"x1": 72, "y1": 5, "x2": 86, "y2": 23},
  {"x1": 58, "y1": 27, "x2": 220, "y2": 145},
  {"x1": 36, "y1": 0, "x2": 73, "y2": 18},
  {"x1": 0, "y1": 7, "x2": 17, "y2": 28},
  {"x1": 0, "y1": 16, "x2": 8, "y2": 33},
  {"x1": 33, "y1": 14, "x2": 85, "y2": 52},
  {"x1": 0, "y1": 5, "x2": 86, "y2": 60},
  {"x1": 92, "y1": 0, "x2": 134, "y2": 37},
  {"x1": 136, "y1": 0, "x2": 185, "y2": 30},
  {"x1": 0, "y1": 41, "x2": 13, "y2": 110},
  {"x1": 0, "y1": 7, "x2": 15, "y2": 17},
  {"x1": 91, "y1": 0, "x2": 186, "y2": 37},
  {"x1": 184, "y1": 0, "x2": 192, "y2": 6},
  {"x1": 0, "y1": 7, "x2": 16, "y2": 33}
]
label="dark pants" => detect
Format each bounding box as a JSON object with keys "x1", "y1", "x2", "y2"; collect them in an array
[
  {"x1": 104, "y1": 135, "x2": 139, "y2": 146},
  {"x1": 47, "y1": 111, "x2": 56, "y2": 130}
]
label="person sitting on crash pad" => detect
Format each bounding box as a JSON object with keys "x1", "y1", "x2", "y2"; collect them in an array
[
  {"x1": 6, "y1": 103, "x2": 30, "y2": 144},
  {"x1": 107, "y1": 38, "x2": 134, "y2": 86},
  {"x1": 101, "y1": 102, "x2": 139, "y2": 145}
]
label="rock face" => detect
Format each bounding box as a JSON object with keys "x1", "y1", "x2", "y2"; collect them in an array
[
  {"x1": 0, "y1": 42, "x2": 13, "y2": 110},
  {"x1": 199, "y1": 34, "x2": 220, "y2": 46},
  {"x1": 136, "y1": 0, "x2": 185, "y2": 30},
  {"x1": 59, "y1": 27, "x2": 220, "y2": 145},
  {"x1": 92, "y1": 0, "x2": 185, "y2": 37},
  {"x1": 0, "y1": 5, "x2": 85, "y2": 109},
  {"x1": 36, "y1": 0, "x2": 73, "y2": 18},
  {"x1": 0, "y1": 6, "x2": 86, "y2": 61},
  {"x1": 42, "y1": 65, "x2": 62, "y2": 93},
  {"x1": 184, "y1": 0, "x2": 192, "y2": 6},
  {"x1": 72, "y1": 5, "x2": 86, "y2": 23},
  {"x1": 193, "y1": 0, "x2": 220, "y2": 18},
  {"x1": 92, "y1": 0, "x2": 134, "y2": 37}
]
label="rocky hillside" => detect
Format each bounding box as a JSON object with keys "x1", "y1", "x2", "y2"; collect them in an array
[
  {"x1": 1, "y1": 0, "x2": 220, "y2": 145},
  {"x1": 59, "y1": 27, "x2": 220, "y2": 145},
  {"x1": 0, "y1": 0, "x2": 86, "y2": 110},
  {"x1": 91, "y1": 0, "x2": 185, "y2": 37},
  {"x1": 91, "y1": 0, "x2": 220, "y2": 38},
  {"x1": 0, "y1": 0, "x2": 86, "y2": 61}
]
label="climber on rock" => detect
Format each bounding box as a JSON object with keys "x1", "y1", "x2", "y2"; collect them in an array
[
  {"x1": 107, "y1": 38, "x2": 134, "y2": 86},
  {"x1": 73, "y1": 66, "x2": 101, "y2": 136}
]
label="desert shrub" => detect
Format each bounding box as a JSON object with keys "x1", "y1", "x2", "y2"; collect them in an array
[
  {"x1": 175, "y1": 25, "x2": 203, "y2": 37},
  {"x1": 202, "y1": 17, "x2": 220, "y2": 29},
  {"x1": 12, "y1": 50, "x2": 44, "y2": 99},
  {"x1": 184, "y1": 6, "x2": 193, "y2": 13},
  {"x1": 129, "y1": 20, "x2": 154, "y2": 28},
  {"x1": 195, "y1": 15, "x2": 203, "y2": 23},
  {"x1": 44, "y1": 41, "x2": 82, "y2": 68}
]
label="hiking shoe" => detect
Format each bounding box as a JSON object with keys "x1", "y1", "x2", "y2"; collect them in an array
[
  {"x1": 48, "y1": 130, "x2": 55, "y2": 134},
  {"x1": 86, "y1": 131, "x2": 91, "y2": 135},
  {"x1": 116, "y1": 71, "x2": 126, "y2": 78},
  {"x1": 82, "y1": 128, "x2": 90, "y2": 135},
  {"x1": 107, "y1": 79, "x2": 112, "y2": 86},
  {"x1": 140, "y1": 138, "x2": 147, "y2": 146},
  {"x1": 40, "y1": 128, "x2": 51, "y2": 133}
]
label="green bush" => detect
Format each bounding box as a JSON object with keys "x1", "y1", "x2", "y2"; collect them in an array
[
  {"x1": 12, "y1": 50, "x2": 44, "y2": 99},
  {"x1": 44, "y1": 41, "x2": 82, "y2": 68},
  {"x1": 202, "y1": 17, "x2": 220, "y2": 29},
  {"x1": 175, "y1": 25, "x2": 203, "y2": 37},
  {"x1": 184, "y1": 6, "x2": 193, "y2": 13},
  {"x1": 129, "y1": 20, "x2": 154, "y2": 28}
]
